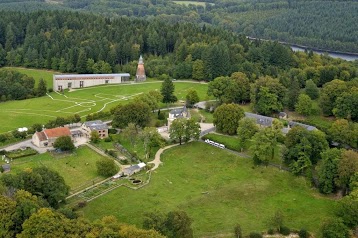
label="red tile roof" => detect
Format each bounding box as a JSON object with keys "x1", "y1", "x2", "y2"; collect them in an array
[
  {"x1": 35, "y1": 131, "x2": 47, "y2": 142},
  {"x1": 44, "y1": 127, "x2": 71, "y2": 139}
]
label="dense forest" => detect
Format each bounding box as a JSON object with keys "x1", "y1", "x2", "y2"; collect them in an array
[{"x1": 0, "y1": 0, "x2": 357, "y2": 52}]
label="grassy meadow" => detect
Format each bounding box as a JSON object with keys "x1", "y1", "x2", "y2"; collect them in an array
[
  {"x1": 1, "y1": 67, "x2": 59, "y2": 87},
  {"x1": 81, "y1": 142, "x2": 335, "y2": 237},
  {"x1": 6, "y1": 145, "x2": 107, "y2": 192},
  {"x1": 0, "y1": 68, "x2": 209, "y2": 132},
  {"x1": 173, "y1": 1, "x2": 210, "y2": 7}
]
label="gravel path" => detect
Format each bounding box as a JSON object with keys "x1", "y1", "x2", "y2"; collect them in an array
[{"x1": 148, "y1": 143, "x2": 180, "y2": 171}]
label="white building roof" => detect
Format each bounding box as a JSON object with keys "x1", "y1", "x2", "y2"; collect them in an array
[
  {"x1": 54, "y1": 73, "x2": 130, "y2": 79},
  {"x1": 138, "y1": 162, "x2": 146, "y2": 168}
]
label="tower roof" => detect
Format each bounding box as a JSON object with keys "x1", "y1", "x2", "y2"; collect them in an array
[{"x1": 138, "y1": 55, "x2": 144, "y2": 64}]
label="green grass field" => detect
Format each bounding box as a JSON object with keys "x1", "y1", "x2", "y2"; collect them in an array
[
  {"x1": 173, "y1": 1, "x2": 212, "y2": 7},
  {"x1": 1, "y1": 67, "x2": 59, "y2": 88},
  {"x1": 0, "y1": 68, "x2": 209, "y2": 133},
  {"x1": 6, "y1": 146, "x2": 107, "y2": 191},
  {"x1": 81, "y1": 142, "x2": 335, "y2": 237}
]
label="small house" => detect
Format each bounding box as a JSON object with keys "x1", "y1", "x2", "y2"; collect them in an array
[
  {"x1": 167, "y1": 106, "x2": 190, "y2": 130},
  {"x1": 123, "y1": 162, "x2": 146, "y2": 176},
  {"x1": 279, "y1": 112, "x2": 288, "y2": 119},
  {"x1": 32, "y1": 127, "x2": 72, "y2": 148},
  {"x1": 82, "y1": 120, "x2": 109, "y2": 139}
]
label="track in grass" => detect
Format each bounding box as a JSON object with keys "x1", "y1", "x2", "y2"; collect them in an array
[{"x1": 0, "y1": 81, "x2": 209, "y2": 132}]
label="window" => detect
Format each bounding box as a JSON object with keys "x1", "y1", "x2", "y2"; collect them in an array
[
  {"x1": 58, "y1": 85, "x2": 63, "y2": 91},
  {"x1": 105, "y1": 80, "x2": 109, "y2": 84},
  {"x1": 80, "y1": 81, "x2": 84, "y2": 88},
  {"x1": 68, "y1": 82, "x2": 72, "y2": 88}
]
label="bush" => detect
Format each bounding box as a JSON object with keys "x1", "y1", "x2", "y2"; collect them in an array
[
  {"x1": 108, "y1": 128, "x2": 117, "y2": 134},
  {"x1": 249, "y1": 232, "x2": 262, "y2": 238},
  {"x1": 280, "y1": 226, "x2": 290, "y2": 235},
  {"x1": 104, "y1": 136, "x2": 112, "y2": 142},
  {"x1": 53, "y1": 136, "x2": 75, "y2": 152},
  {"x1": 267, "y1": 228, "x2": 275, "y2": 235},
  {"x1": 0, "y1": 134, "x2": 7, "y2": 143},
  {"x1": 107, "y1": 150, "x2": 117, "y2": 158},
  {"x1": 48, "y1": 88, "x2": 53, "y2": 93},
  {"x1": 77, "y1": 201, "x2": 87, "y2": 208},
  {"x1": 96, "y1": 158, "x2": 119, "y2": 177},
  {"x1": 299, "y1": 229, "x2": 309, "y2": 238},
  {"x1": 234, "y1": 224, "x2": 243, "y2": 238}
]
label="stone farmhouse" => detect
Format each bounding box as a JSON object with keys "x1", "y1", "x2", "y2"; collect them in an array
[
  {"x1": 53, "y1": 73, "x2": 130, "y2": 91},
  {"x1": 244, "y1": 112, "x2": 317, "y2": 134},
  {"x1": 32, "y1": 127, "x2": 72, "y2": 147},
  {"x1": 82, "y1": 120, "x2": 109, "y2": 139},
  {"x1": 167, "y1": 106, "x2": 190, "y2": 130}
]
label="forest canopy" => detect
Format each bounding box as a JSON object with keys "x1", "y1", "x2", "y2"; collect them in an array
[{"x1": 0, "y1": 0, "x2": 357, "y2": 52}]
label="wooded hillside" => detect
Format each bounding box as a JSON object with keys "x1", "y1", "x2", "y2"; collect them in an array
[{"x1": 0, "y1": 0, "x2": 357, "y2": 52}]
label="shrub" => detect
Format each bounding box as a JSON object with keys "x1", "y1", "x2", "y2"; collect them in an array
[
  {"x1": 267, "y1": 228, "x2": 275, "y2": 235},
  {"x1": 48, "y1": 88, "x2": 53, "y2": 93},
  {"x1": 280, "y1": 226, "x2": 290, "y2": 235},
  {"x1": 108, "y1": 128, "x2": 117, "y2": 134},
  {"x1": 77, "y1": 201, "x2": 87, "y2": 208},
  {"x1": 96, "y1": 158, "x2": 119, "y2": 177},
  {"x1": 0, "y1": 134, "x2": 7, "y2": 143},
  {"x1": 249, "y1": 232, "x2": 262, "y2": 238},
  {"x1": 234, "y1": 224, "x2": 243, "y2": 238},
  {"x1": 53, "y1": 136, "x2": 75, "y2": 151},
  {"x1": 104, "y1": 136, "x2": 112, "y2": 142},
  {"x1": 299, "y1": 229, "x2": 309, "y2": 238}
]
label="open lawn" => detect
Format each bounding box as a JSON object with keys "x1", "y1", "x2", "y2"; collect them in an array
[
  {"x1": 173, "y1": 1, "x2": 211, "y2": 7},
  {"x1": 81, "y1": 142, "x2": 335, "y2": 237},
  {"x1": 1, "y1": 67, "x2": 59, "y2": 88},
  {"x1": 6, "y1": 145, "x2": 107, "y2": 192},
  {"x1": 0, "y1": 79, "x2": 209, "y2": 133}
]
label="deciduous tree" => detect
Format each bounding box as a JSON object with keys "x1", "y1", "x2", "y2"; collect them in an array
[
  {"x1": 53, "y1": 136, "x2": 75, "y2": 152},
  {"x1": 112, "y1": 102, "x2": 151, "y2": 128},
  {"x1": 237, "y1": 117, "x2": 259, "y2": 151},
  {"x1": 213, "y1": 103, "x2": 244, "y2": 135},
  {"x1": 295, "y1": 94, "x2": 313, "y2": 116},
  {"x1": 96, "y1": 158, "x2": 119, "y2": 177},
  {"x1": 169, "y1": 118, "x2": 200, "y2": 145},
  {"x1": 185, "y1": 89, "x2": 199, "y2": 107},
  {"x1": 317, "y1": 148, "x2": 341, "y2": 194}
]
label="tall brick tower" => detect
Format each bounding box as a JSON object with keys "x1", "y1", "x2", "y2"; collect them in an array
[{"x1": 135, "y1": 55, "x2": 146, "y2": 82}]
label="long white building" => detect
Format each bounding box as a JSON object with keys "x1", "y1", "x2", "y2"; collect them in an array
[{"x1": 53, "y1": 73, "x2": 130, "y2": 91}]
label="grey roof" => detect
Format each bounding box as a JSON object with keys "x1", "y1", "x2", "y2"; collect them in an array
[
  {"x1": 244, "y1": 112, "x2": 273, "y2": 126},
  {"x1": 170, "y1": 106, "x2": 188, "y2": 118},
  {"x1": 54, "y1": 73, "x2": 130, "y2": 79},
  {"x1": 123, "y1": 165, "x2": 140, "y2": 175},
  {"x1": 288, "y1": 121, "x2": 317, "y2": 131},
  {"x1": 83, "y1": 120, "x2": 108, "y2": 130},
  {"x1": 2, "y1": 164, "x2": 10, "y2": 170}
]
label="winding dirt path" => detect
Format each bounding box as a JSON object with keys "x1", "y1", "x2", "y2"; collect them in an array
[{"x1": 148, "y1": 143, "x2": 180, "y2": 171}]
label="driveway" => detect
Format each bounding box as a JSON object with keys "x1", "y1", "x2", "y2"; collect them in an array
[{"x1": 3, "y1": 139, "x2": 49, "y2": 154}]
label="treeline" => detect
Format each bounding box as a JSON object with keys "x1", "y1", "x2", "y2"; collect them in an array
[
  {"x1": 0, "y1": 0, "x2": 357, "y2": 52},
  {"x1": 0, "y1": 168, "x2": 165, "y2": 237},
  {"x1": 0, "y1": 70, "x2": 47, "y2": 101}
]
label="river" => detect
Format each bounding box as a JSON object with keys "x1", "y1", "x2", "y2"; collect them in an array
[
  {"x1": 290, "y1": 45, "x2": 358, "y2": 62},
  {"x1": 246, "y1": 36, "x2": 358, "y2": 61}
]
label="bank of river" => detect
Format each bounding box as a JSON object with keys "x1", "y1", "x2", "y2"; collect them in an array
[
  {"x1": 290, "y1": 45, "x2": 358, "y2": 61},
  {"x1": 247, "y1": 36, "x2": 358, "y2": 61}
]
